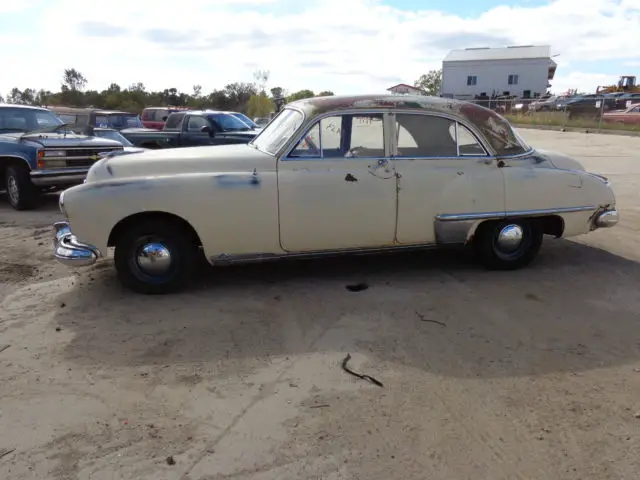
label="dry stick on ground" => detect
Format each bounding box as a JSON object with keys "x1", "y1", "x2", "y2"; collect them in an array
[
  {"x1": 341, "y1": 354, "x2": 384, "y2": 387},
  {"x1": 0, "y1": 448, "x2": 16, "y2": 459},
  {"x1": 415, "y1": 311, "x2": 446, "y2": 327},
  {"x1": 0, "y1": 344, "x2": 10, "y2": 354}
]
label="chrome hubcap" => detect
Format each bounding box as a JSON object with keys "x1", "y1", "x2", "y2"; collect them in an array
[
  {"x1": 136, "y1": 242, "x2": 172, "y2": 276},
  {"x1": 7, "y1": 176, "x2": 19, "y2": 203},
  {"x1": 495, "y1": 224, "x2": 524, "y2": 253}
]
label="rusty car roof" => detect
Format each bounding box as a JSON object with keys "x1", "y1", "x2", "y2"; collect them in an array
[{"x1": 287, "y1": 94, "x2": 529, "y2": 156}]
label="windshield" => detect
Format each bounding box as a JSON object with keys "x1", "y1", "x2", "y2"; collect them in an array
[
  {"x1": 0, "y1": 107, "x2": 63, "y2": 133},
  {"x1": 93, "y1": 129, "x2": 133, "y2": 147},
  {"x1": 510, "y1": 125, "x2": 531, "y2": 152},
  {"x1": 231, "y1": 112, "x2": 258, "y2": 128},
  {"x1": 95, "y1": 114, "x2": 144, "y2": 129},
  {"x1": 207, "y1": 113, "x2": 251, "y2": 131},
  {"x1": 250, "y1": 108, "x2": 304, "y2": 155}
]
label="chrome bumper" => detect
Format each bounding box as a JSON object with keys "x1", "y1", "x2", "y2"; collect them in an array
[
  {"x1": 593, "y1": 209, "x2": 619, "y2": 228},
  {"x1": 53, "y1": 221, "x2": 101, "y2": 267}
]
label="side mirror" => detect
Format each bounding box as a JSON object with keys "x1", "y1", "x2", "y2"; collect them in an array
[
  {"x1": 162, "y1": 116, "x2": 168, "y2": 121},
  {"x1": 200, "y1": 125, "x2": 215, "y2": 137}
]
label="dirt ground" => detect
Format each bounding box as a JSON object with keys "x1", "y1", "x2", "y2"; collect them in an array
[{"x1": 1, "y1": 129, "x2": 640, "y2": 480}]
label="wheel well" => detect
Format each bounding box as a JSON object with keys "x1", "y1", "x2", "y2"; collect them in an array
[
  {"x1": 0, "y1": 157, "x2": 30, "y2": 182},
  {"x1": 107, "y1": 211, "x2": 202, "y2": 247}
]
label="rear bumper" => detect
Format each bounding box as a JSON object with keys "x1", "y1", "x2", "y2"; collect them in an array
[
  {"x1": 593, "y1": 209, "x2": 619, "y2": 229},
  {"x1": 53, "y1": 221, "x2": 101, "y2": 267}
]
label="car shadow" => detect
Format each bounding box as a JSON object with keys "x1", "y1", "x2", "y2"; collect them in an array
[{"x1": 53, "y1": 238, "x2": 640, "y2": 379}]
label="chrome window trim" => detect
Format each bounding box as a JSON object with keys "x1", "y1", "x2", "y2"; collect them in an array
[
  {"x1": 280, "y1": 109, "x2": 390, "y2": 161},
  {"x1": 390, "y1": 110, "x2": 491, "y2": 158},
  {"x1": 435, "y1": 205, "x2": 597, "y2": 222}
]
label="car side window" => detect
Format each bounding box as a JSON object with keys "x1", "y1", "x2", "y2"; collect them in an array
[
  {"x1": 395, "y1": 114, "x2": 486, "y2": 157},
  {"x1": 164, "y1": 113, "x2": 185, "y2": 130},
  {"x1": 57, "y1": 114, "x2": 77, "y2": 124},
  {"x1": 288, "y1": 113, "x2": 385, "y2": 159},
  {"x1": 454, "y1": 123, "x2": 487, "y2": 155},
  {"x1": 187, "y1": 116, "x2": 208, "y2": 132}
]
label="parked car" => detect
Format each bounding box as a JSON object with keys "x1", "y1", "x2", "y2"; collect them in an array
[
  {"x1": 141, "y1": 106, "x2": 190, "y2": 130},
  {"x1": 52, "y1": 94, "x2": 618, "y2": 294},
  {"x1": 602, "y1": 103, "x2": 640, "y2": 125},
  {"x1": 121, "y1": 110, "x2": 260, "y2": 149},
  {"x1": 0, "y1": 104, "x2": 123, "y2": 210},
  {"x1": 49, "y1": 106, "x2": 155, "y2": 134},
  {"x1": 529, "y1": 96, "x2": 559, "y2": 112}
]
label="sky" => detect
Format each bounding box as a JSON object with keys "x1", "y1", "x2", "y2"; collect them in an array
[{"x1": 0, "y1": 0, "x2": 638, "y2": 98}]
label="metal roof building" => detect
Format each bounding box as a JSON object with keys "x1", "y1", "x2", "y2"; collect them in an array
[{"x1": 441, "y1": 45, "x2": 557, "y2": 99}]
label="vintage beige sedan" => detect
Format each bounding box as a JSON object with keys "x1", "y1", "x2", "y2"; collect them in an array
[{"x1": 53, "y1": 94, "x2": 619, "y2": 294}]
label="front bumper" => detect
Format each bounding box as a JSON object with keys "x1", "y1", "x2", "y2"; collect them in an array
[
  {"x1": 53, "y1": 221, "x2": 101, "y2": 267},
  {"x1": 31, "y1": 169, "x2": 88, "y2": 187},
  {"x1": 593, "y1": 209, "x2": 619, "y2": 229}
]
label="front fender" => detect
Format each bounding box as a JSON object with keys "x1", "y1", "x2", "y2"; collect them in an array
[{"x1": 0, "y1": 150, "x2": 36, "y2": 170}]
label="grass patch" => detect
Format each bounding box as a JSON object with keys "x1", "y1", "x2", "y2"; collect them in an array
[{"x1": 505, "y1": 112, "x2": 640, "y2": 133}]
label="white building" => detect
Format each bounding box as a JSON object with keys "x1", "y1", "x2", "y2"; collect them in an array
[{"x1": 441, "y1": 45, "x2": 557, "y2": 100}]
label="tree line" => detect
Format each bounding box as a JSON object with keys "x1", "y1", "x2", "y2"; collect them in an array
[
  {"x1": 0, "y1": 68, "x2": 443, "y2": 117},
  {"x1": 0, "y1": 68, "x2": 336, "y2": 118}
]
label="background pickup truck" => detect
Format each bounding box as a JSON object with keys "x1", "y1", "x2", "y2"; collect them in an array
[
  {"x1": 121, "y1": 110, "x2": 261, "y2": 149},
  {"x1": 1, "y1": 104, "x2": 123, "y2": 210}
]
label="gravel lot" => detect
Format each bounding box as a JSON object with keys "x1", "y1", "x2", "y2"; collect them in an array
[{"x1": 1, "y1": 129, "x2": 639, "y2": 480}]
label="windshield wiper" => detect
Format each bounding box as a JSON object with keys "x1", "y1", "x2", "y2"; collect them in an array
[{"x1": 20, "y1": 123, "x2": 72, "y2": 137}]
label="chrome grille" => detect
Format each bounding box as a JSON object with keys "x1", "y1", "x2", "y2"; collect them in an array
[{"x1": 41, "y1": 146, "x2": 123, "y2": 168}]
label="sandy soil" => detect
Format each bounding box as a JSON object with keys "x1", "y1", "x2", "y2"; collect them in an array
[{"x1": 1, "y1": 129, "x2": 640, "y2": 480}]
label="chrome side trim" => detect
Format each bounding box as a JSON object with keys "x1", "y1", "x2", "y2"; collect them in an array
[
  {"x1": 53, "y1": 221, "x2": 101, "y2": 267},
  {"x1": 31, "y1": 173, "x2": 87, "y2": 187},
  {"x1": 436, "y1": 206, "x2": 597, "y2": 222}
]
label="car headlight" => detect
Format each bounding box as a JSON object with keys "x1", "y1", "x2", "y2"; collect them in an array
[{"x1": 44, "y1": 150, "x2": 67, "y2": 157}]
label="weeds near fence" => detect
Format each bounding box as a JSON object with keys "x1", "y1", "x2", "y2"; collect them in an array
[{"x1": 504, "y1": 112, "x2": 640, "y2": 133}]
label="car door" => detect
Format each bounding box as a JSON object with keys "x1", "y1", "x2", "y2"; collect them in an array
[
  {"x1": 277, "y1": 111, "x2": 398, "y2": 252},
  {"x1": 180, "y1": 115, "x2": 216, "y2": 146},
  {"x1": 390, "y1": 112, "x2": 505, "y2": 245}
]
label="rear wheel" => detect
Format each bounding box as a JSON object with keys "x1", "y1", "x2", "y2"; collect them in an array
[
  {"x1": 5, "y1": 165, "x2": 38, "y2": 210},
  {"x1": 475, "y1": 219, "x2": 543, "y2": 270},
  {"x1": 114, "y1": 220, "x2": 198, "y2": 294}
]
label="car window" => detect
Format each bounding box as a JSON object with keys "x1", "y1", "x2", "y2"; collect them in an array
[
  {"x1": 154, "y1": 109, "x2": 169, "y2": 121},
  {"x1": 164, "y1": 113, "x2": 185, "y2": 130},
  {"x1": 57, "y1": 114, "x2": 78, "y2": 124},
  {"x1": 187, "y1": 115, "x2": 208, "y2": 131},
  {"x1": 454, "y1": 123, "x2": 487, "y2": 155},
  {"x1": 631, "y1": 106, "x2": 640, "y2": 113},
  {"x1": 396, "y1": 114, "x2": 458, "y2": 157},
  {"x1": 289, "y1": 113, "x2": 385, "y2": 159}
]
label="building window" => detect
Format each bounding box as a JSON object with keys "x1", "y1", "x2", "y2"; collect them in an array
[
  {"x1": 508, "y1": 74, "x2": 519, "y2": 85},
  {"x1": 466, "y1": 76, "x2": 477, "y2": 86}
]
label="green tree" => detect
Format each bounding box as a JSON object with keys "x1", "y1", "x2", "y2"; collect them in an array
[
  {"x1": 247, "y1": 94, "x2": 273, "y2": 117},
  {"x1": 62, "y1": 68, "x2": 87, "y2": 91},
  {"x1": 414, "y1": 69, "x2": 442, "y2": 96},
  {"x1": 317, "y1": 90, "x2": 334, "y2": 96},
  {"x1": 287, "y1": 89, "x2": 315, "y2": 102}
]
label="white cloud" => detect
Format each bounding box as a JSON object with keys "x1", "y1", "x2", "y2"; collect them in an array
[{"x1": 1, "y1": 0, "x2": 639, "y2": 96}]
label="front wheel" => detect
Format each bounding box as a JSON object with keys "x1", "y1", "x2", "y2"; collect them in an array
[
  {"x1": 114, "y1": 220, "x2": 198, "y2": 294},
  {"x1": 475, "y1": 219, "x2": 543, "y2": 270},
  {"x1": 5, "y1": 166, "x2": 38, "y2": 210}
]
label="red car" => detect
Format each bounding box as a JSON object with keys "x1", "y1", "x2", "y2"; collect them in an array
[
  {"x1": 141, "y1": 106, "x2": 190, "y2": 130},
  {"x1": 603, "y1": 103, "x2": 640, "y2": 125}
]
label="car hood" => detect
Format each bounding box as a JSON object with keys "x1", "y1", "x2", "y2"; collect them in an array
[
  {"x1": 87, "y1": 143, "x2": 273, "y2": 183},
  {"x1": 535, "y1": 149, "x2": 586, "y2": 171},
  {"x1": 0, "y1": 132, "x2": 122, "y2": 148}
]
